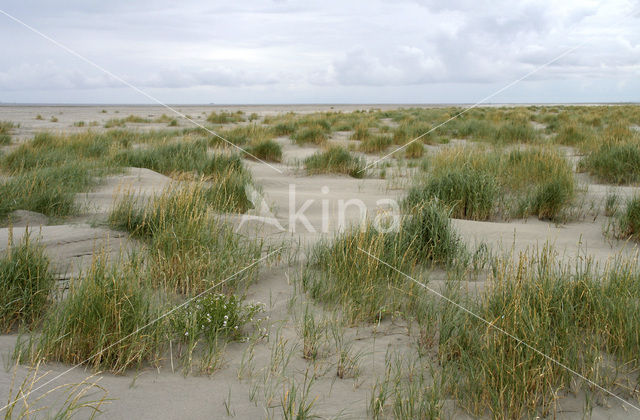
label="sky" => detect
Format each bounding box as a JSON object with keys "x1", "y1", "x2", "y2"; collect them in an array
[{"x1": 0, "y1": 0, "x2": 639, "y2": 104}]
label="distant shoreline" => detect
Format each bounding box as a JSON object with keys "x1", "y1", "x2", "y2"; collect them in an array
[{"x1": 1, "y1": 102, "x2": 638, "y2": 107}]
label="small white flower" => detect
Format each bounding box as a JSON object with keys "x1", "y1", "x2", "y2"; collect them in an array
[
  {"x1": 184, "y1": 331, "x2": 189, "y2": 336},
  {"x1": 224, "y1": 315, "x2": 229, "y2": 320}
]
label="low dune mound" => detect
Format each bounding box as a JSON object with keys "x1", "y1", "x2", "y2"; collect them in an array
[
  {"x1": 76, "y1": 167, "x2": 173, "y2": 214},
  {"x1": 0, "y1": 224, "x2": 134, "y2": 281},
  {"x1": 6, "y1": 210, "x2": 49, "y2": 227}
]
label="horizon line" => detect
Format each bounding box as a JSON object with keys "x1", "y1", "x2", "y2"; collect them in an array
[{"x1": 1, "y1": 101, "x2": 639, "y2": 107}]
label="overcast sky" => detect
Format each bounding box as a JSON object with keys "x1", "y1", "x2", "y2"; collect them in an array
[{"x1": 1, "y1": 0, "x2": 639, "y2": 104}]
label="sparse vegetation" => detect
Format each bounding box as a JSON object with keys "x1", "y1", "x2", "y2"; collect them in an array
[
  {"x1": 104, "y1": 114, "x2": 151, "y2": 128},
  {"x1": 5, "y1": 105, "x2": 640, "y2": 418},
  {"x1": 0, "y1": 121, "x2": 16, "y2": 136},
  {"x1": 206, "y1": 111, "x2": 246, "y2": 124}
]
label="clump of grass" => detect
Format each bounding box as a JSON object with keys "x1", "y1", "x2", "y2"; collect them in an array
[
  {"x1": 0, "y1": 164, "x2": 94, "y2": 221},
  {"x1": 455, "y1": 118, "x2": 497, "y2": 140},
  {"x1": 153, "y1": 114, "x2": 173, "y2": 123},
  {"x1": 411, "y1": 146, "x2": 575, "y2": 221},
  {"x1": 360, "y1": 134, "x2": 392, "y2": 153},
  {"x1": 0, "y1": 120, "x2": 16, "y2": 134},
  {"x1": 114, "y1": 141, "x2": 254, "y2": 211},
  {"x1": 406, "y1": 167, "x2": 499, "y2": 221},
  {"x1": 519, "y1": 177, "x2": 574, "y2": 220},
  {"x1": 304, "y1": 201, "x2": 464, "y2": 322},
  {"x1": 496, "y1": 121, "x2": 538, "y2": 143},
  {"x1": 2, "y1": 132, "x2": 116, "y2": 171},
  {"x1": 392, "y1": 121, "x2": 433, "y2": 145},
  {"x1": 114, "y1": 140, "x2": 210, "y2": 174},
  {"x1": 109, "y1": 182, "x2": 260, "y2": 295},
  {"x1": 206, "y1": 111, "x2": 245, "y2": 124},
  {"x1": 304, "y1": 146, "x2": 366, "y2": 178},
  {"x1": 16, "y1": 254, "x2": 164, "y2": 373},
  {"x1": 246, "y1": 139, "x2": 283, "y2": 162},
  {"x1": 272, "y1": 119, "x2": 298, "y2": 136},
  {"x1": 291, "y1": 125, "x2": 328, "y2": 145},
  {"x1": 350, "y1": 122, "x2": 371, "y2": 141},
  {"x1": 404, "y1": 141, "x2": 424, "y2": 158},
  {"x1": 216, "y1": 124, "x2": 273, "y2": 147},
  {"x1": 73, "y1": 121, "x2": 86, "y2": 127},
  {"x1": 0, "y1": 234, "x2": 54, "y2": 333},
  {"x1": 580, "y1": 142, "x2": 640, "y2": 184},
  {"x1": 604, "y1": 192, "x2": 620, "y2": 217},
  {"x1": 0, "y1": 134, "x2": 10, "y2": 145},
  {"x1": 438, "y1": 248, "x2": 640, "y2": 418},
  {"x1": 615, "y1": 196, "x2": 640, "y2": 241},
  {"x1": 50, "y1": 116, "x2": 58, "y2": 123},
  {"x1": 104, "y1": 114, "x2": 151, "y2": 128},
  {"x1": 555, "y1": 123, "x2": 593, "y2": 146}
]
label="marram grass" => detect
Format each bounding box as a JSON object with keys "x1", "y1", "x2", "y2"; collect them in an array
[
  {"x1": 0, "y1": 233, "x2": 54, "y2": 333},
  {"x1": 109, "y1": 182, "x2": 261, "y2": 296},
  {"x1": 15, "y1": 254, "x2": 164, "y2": 373},
  {"x1": 438, "y1": 247, "x2": 640, "y2": 418}
]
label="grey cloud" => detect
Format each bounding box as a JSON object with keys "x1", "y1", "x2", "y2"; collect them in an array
[{"x1": 0, "y1": 0, "x2": 638, "y2": 103}]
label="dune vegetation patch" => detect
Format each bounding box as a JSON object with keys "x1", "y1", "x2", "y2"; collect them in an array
[
  {"x1": 15, "y1": 254, "x2": 164, "y2": 373},
  {"x1": 614, "y1": 195, "x2": 640, "y2": 241},
  {"x1": 580, "y1": 142, "x2": 640, "y2": 185},
  {"x1": 303, "y1": 200, "x2": 465, "y2": 322},
  {"x1": 0, "y1": 235, "x2": 54, "y2": 333},
  {"x1": 291, "y1": 124, "x2": 329, "y2": 145},
  {"x1": 206, "y1": 110, "x2": 246, "y2": 124},
  {"x1": 359, "y1": 133, "x2": 392, "y2": 154},
  {"x1": 246, "y1": 139, "x2": 283, "y2": 162},
  {"x1": 104, "y1": 114, "x2": 152, "y2": 128},
  {"x1": 437, "y1": 247, "x2": 640, "y2": 418},
  {"x1": 214, "y1": 123, "x2": 274, "y2": 147},
  {"x1": 15, "y1": 179, "x2": 266, "y2": 374},
  {"x1": 304, "y1": 145, "x2": 366, "y2": 178},
  {"x1": 109, "y1": 182, "x2": 261, "y2": 295},
  {"x1": 406, "y1": 146, "x2": 575, "y2": 221},
  {"x1": 0, "y1": 121, "x2": 16, "y2": 145},
  {"x1": 0, "y1": 164, "x2": 96, "y2": 221}
]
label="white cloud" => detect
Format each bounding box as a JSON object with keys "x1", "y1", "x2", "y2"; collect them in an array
[{"x1": 0, "y1": 0, "x2": 638, "y2": 103}]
